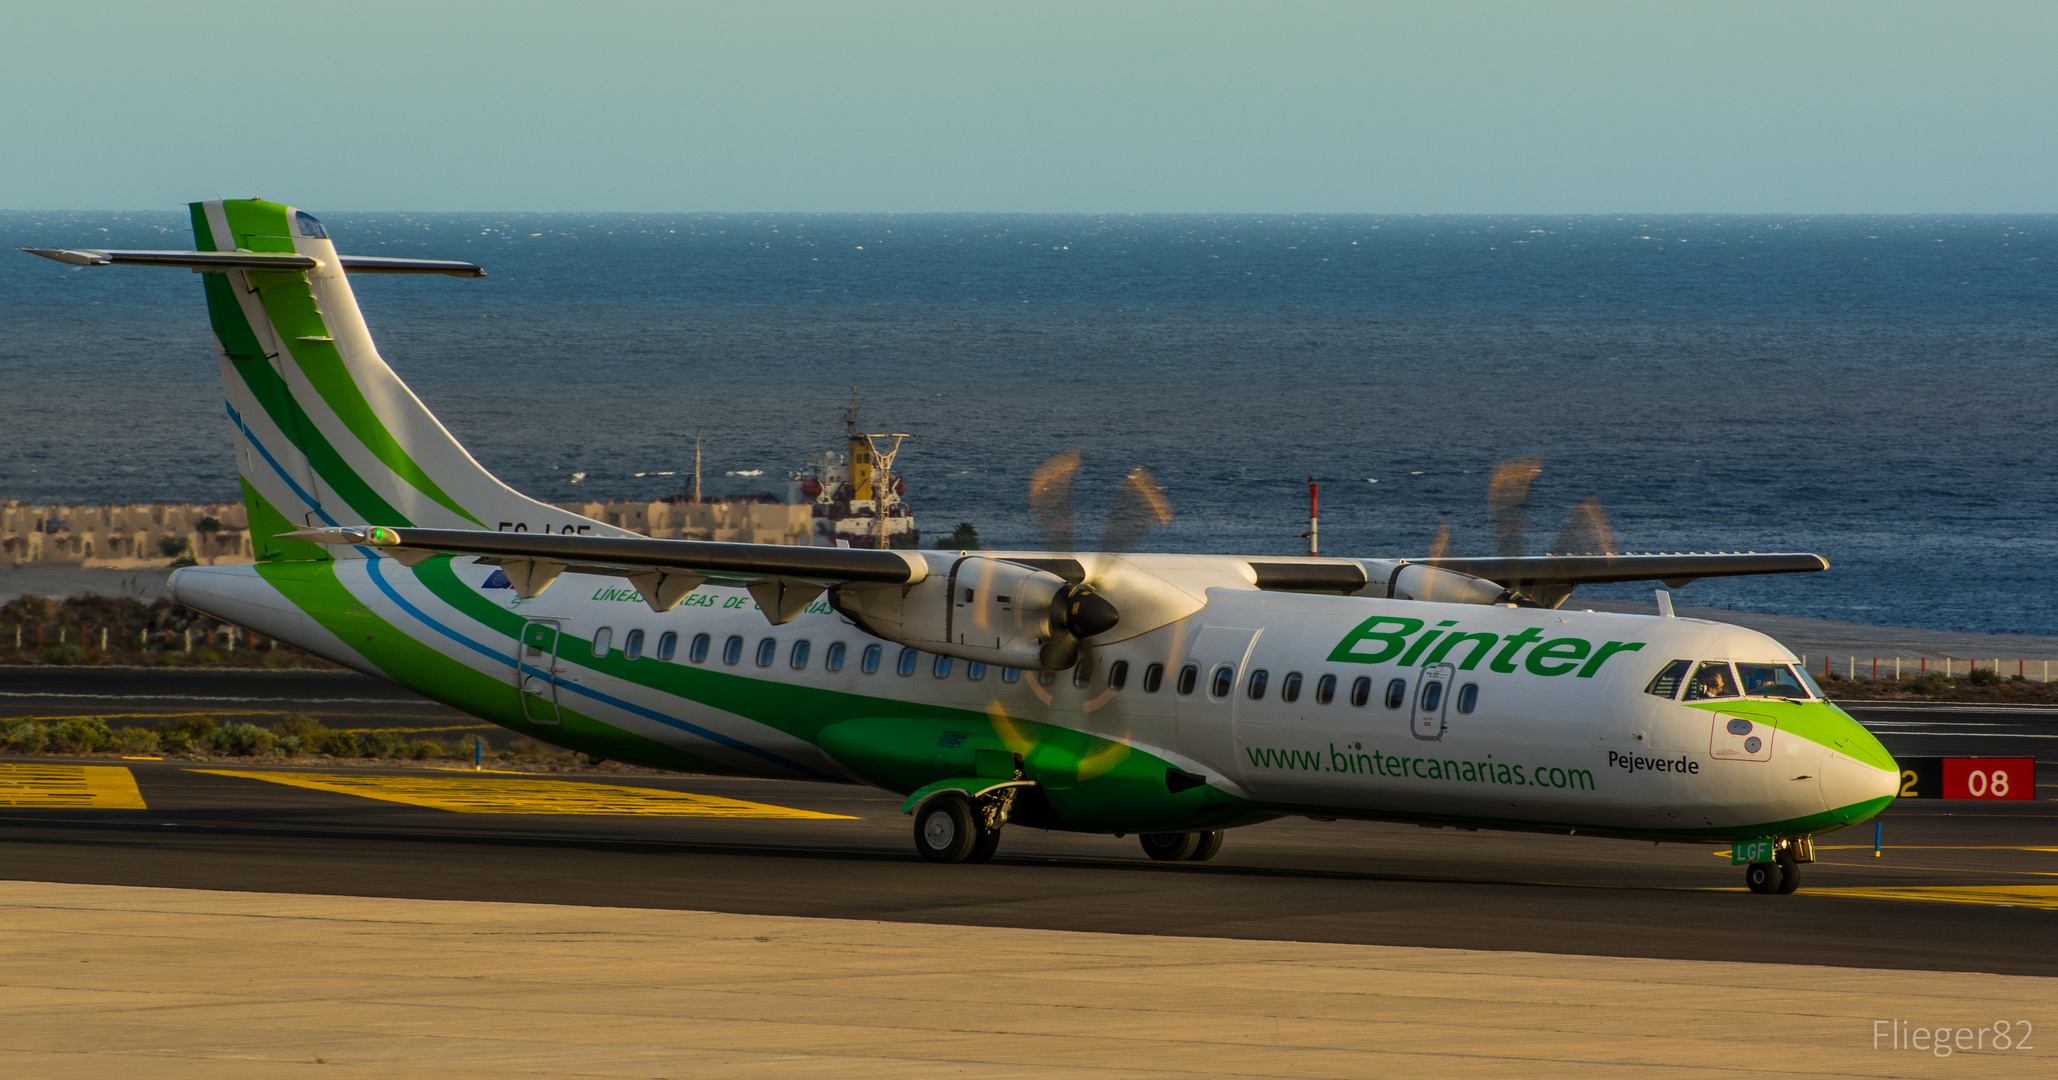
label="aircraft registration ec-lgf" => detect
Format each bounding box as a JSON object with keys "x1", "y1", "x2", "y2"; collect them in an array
[{"x1": 25, "y1": 200, "x2": 1899, "y2": 895}]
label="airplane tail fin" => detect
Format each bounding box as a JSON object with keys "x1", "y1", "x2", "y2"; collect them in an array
[{"x1": 186, "y1": 199, "x2": 616, "y2": 559}]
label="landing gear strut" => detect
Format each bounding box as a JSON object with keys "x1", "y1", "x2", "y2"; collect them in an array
[{"x1": 1140, "y1": 831, "x2": 1224, "y2": 862}]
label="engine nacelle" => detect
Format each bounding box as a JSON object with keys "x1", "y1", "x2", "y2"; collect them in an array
[
  {"x1": 1386, "y1": 563, "x2": 1508, "y2": 606},
  {"x1": 831, "y1": 557, "x2": 1072, "y2": 670}
]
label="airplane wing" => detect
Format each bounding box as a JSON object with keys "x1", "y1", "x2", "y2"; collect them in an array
[
  {"x1": 281, "y1": 525, "x2": 924, "y2": 622},
  {"x1": 21, "y1": 248, "x2": 485, "y2": 277},
  {"x1": 1419, "y1": 552, "x2": 1828, "y2": 590}
]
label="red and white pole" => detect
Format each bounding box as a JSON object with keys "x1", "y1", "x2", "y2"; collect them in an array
[{"x1": 1308, "y1": 476, "x2": 1319, "y2": 557}]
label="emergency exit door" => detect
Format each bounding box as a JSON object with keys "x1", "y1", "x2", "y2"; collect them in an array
[
  {"x1": 516, "y1": 618, "x2": 565, "y2": 725},
  {"x1": 1413, "y1": 661, "x2": 1453, "y2": 740}
]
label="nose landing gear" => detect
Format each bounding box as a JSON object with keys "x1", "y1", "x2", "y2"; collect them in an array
[{"x1": 1744, "y1": 839, "x2": 1808, "y2": 894}]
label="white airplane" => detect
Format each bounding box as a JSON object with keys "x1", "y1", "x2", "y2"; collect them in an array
[{"x1": 26, "y1": 200, "x2": 1898, "y2": 895}]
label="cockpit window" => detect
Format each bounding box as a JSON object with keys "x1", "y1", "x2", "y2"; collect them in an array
[
  {"x1": 294, "y1": 211, "x2": 328, "y2": 239},
  {"x1": 1644, "y1": 659, "x2": 1692, "y2": 699},
  {"x1": 1737, "y1": 662, "x2": 1812, "y2": 700},
  {"x1": 1682, "y1": 661, "x2": 1739, "y2": 700}
]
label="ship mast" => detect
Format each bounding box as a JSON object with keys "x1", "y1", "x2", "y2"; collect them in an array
[
  {"x1": 692, "y1": 430, "x2": 702, "y2": 504},
  {"x1": 860, "y1": 432, "x2": 912, "y2": 549}
]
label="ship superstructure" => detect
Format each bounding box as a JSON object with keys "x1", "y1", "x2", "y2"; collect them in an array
[{"x1": 787, "y1": 394, "x2": 920, "y2": 549}]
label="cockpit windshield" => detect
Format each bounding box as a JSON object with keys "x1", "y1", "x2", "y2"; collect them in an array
[
  {"x1": 1683, "y1": 661, "x2": 1738, "y2": 700},
  {"x1": 1737, "y1": 662, "x2": 1813, "y2": 700},
  {"x1": 294, "y1": 211, "x2": 328, "y2": 239}
]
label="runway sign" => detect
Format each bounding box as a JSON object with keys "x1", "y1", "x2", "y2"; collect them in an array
[{"x1": 1894, "y1": 757, "x2": 2035, "y2": 801}]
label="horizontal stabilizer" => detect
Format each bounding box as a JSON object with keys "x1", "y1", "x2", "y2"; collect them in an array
[{"x1": 20, "y1": 248, "x2": 484, "y2": 277}]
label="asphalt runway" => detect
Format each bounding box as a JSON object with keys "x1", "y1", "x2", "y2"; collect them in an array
[
  {"x1": 0, "y1": 665, "x2": 496, "y2": 740},
  {"x1": 2, "y1": 668, "x2": 2056, "y2": 977}
]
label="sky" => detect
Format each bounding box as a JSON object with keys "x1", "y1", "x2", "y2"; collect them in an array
[{"x1": 3, "y1": 1, "x2": 2054, "y2": 213}]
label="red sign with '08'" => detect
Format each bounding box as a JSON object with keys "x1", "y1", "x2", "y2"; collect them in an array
[{"x1": 1940, "y1": 757, "x2": 2035, "y2": 801}]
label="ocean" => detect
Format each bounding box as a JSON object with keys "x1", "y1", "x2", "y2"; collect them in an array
[{"x1": 4, "y1": 210, "x2": 2055, "y2": 634}]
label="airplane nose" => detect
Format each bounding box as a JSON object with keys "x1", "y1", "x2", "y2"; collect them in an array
[{"x1": 1821, "y1": 744, "x2": 1899, "y2": 825}]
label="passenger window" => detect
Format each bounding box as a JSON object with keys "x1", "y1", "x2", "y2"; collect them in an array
[
  {"x1": 1037, "y1": 670, "x2": 1058, "y2": 686},
  {"x1": 967, "y1": 661, "x2": 987, "y2": 681},
  {"x1": 656, "y1": 631, "x2": 677, "y2": 662},
  {"x1": 1350, "y1": 677, "x2": 1372, "y2": 707},
  {"x1": 690, "y1": 633, "x2": 711, "y2": 663},
  {"x1": 1281, "y1": 671, "x2": 1302, "y2": 703},
  {"x1": 1142, "y1": 662, "x2": 1164, "y2": 692},
  {"x1": 1073, "y1": 659, "x2": 1094, "y2": 687},
  {"x1": 756, "y1": 638, "x2": 777, "y2": 667},
  {"x1": 1107, "y1": 660, "x2": 1129, "y2": 691},
  {"x1": 1383, "y1": 678, "x2": 1405, "y2": 709},
  {"x1": 1001, "y1": 667, "x2": 1020, "y2": 683},
  {"x1": 1176, "y1": 663, "x2": 1199, "y2": 695},
  {"x1": 722, "y1": 635, "x2": 743, "y2": 665},
  {"x1": 824, "y1": 642, "x2": 846, "y2": 672},
  {"x1": 897, "y1": 647, "x2": 919, "y2": 676},
  {"x1": 623, "y1": 628, "x2": 645, "y2": 660},
  {"x1": 1456, "y1": 683, "x2": 1478, "y2": 713},
  {"x1": 933, "y1": 653, "x2": 954, "y2": 678},
  {"x1": 1644, "y1": 659, "x2": 1692, "y2": 699},
  {"x1": 1419, "y1": 681, "x2": 1444, "y2": 711},
  {"x1": 861, "y1": 644, "x2": 882, "y2": 674},
  {"x1": 1315, "y1": 673, "x2": 1336, "y2": 705},
  {"x1": 1247, "y1": 668, "x2": 1269, "y2": 700},
  {"x1": 1684, "y1": 661, "x2": 1740, "y2": 700},
  {"x1": 790, "y1": 640, "x2": 811, "y2": 669},
  {"x1": 1210, "y1": 665, "x2": 1234, "y2": 698},
  {"x1": 592, "y1": 627, "x2": 613, "y2": 658},
  {"x1": 1736, "y1": 662, "x2": 1810, "y2": 699}
]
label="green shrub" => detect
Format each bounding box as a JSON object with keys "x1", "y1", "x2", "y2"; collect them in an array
[
  {"x1": 157, "y1": 535, "x2": 189, "y2": 558},
  {"x1": 156, "y1": 716, "x2": 219, "y2": 753},
  {"x1": 403, "y1": 740, "x2": 447, "y2": 760},
  {"x1": 270, "y1": 714, "x2": 328, "y2": 742},
  {"x1": 1965, "y1": 666, "x2": 2000, "y2": 686},
  {"x1": 40, "y1": 644, "x2": 86, "y2": 666},
  {"x1": 108, "y1": 726, "x2": 161, "y2": 754},
  {"x1": 356, "y1": 730, "x2": 400, "y2": 758},
  {"x1": 318, "y1": 731, "x2": 361, "y2": 758},
  {"x1": 46, "y1": 717, "x2": 113, "y2": 753},
  {"x1": 204, "y1": 722, "x2": 277, "y2": 757},
  {"x1": 3, "y1": 720, "x2": 48, "y2": 753}
]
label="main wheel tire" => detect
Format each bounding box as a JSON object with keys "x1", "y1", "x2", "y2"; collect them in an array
[
  {"x1": 965, "y1": 826, "x2": 1002, "y2": 864},
  {"x1": 1187, "y1": 830, "x2": 1225, "y2": 862},
  {"x1": 1744, "y1": 860, "x2": 1783, "y2": 894},
  {"x1": 915, "y1": 795, "x2": 978, "y2": 863},
  {"x1": 1775, "y1": 851, "x2": 1800, "y2": 894},
  {"x1": 1140, "y1": 832, "x2": 1201, "y2": 861}
]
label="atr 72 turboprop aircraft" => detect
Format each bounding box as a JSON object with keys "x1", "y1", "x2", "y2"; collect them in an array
[{"x1": 26, "y1": 199, "x2": 1898, "y2": 895}]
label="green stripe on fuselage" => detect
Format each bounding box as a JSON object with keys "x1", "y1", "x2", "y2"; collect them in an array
[{"x1": 253, "y1": 559, "x2": 736, "y2": 773}]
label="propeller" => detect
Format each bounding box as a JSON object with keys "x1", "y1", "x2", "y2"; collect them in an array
[
  {"x1": 1028, "y1": 449, "x2": 1174, "y2": 554},
  {"x1": 1025, "y1": 448, "x2": 1176, "y2": 667},
  {"x1": 1417, "y1": 458, "x2": 1620, "y2": 604}
]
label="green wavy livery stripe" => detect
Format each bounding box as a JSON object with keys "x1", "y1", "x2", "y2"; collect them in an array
[
  {"x1": 253, "y1": 560, "x2": 736, "y2": 773},
  {"x1": 239, "y1": 477, "x2": 331, "y2": 563}
]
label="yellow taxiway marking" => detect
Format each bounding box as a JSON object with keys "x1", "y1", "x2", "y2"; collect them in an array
[
  {"x1": 0, "y1": 764, "x2": 146, "y2": 809},
  {"x1": 191, "y1": 770, "x2": 853, "y2": 819},
  {"x1": 1808, "y1": 885, "x2": 2058, "y2": 910}
]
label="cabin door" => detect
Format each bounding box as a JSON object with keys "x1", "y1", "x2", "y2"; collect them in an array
[
  {"x1": 516, "y1": 618, "x2": 565, "y2": 725},
  {"x1": 1412, "y1": 661, "x2": 1454, "y2": 740}
]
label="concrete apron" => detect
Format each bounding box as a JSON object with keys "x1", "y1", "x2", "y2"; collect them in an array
[{"x1": 0, "y1": 879, "x2": 2051, "y2": 1078}]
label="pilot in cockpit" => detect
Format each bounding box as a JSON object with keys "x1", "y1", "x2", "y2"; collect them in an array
[{"x1": 1684, "y1": 661, "x2": 1736, "y2": 700}]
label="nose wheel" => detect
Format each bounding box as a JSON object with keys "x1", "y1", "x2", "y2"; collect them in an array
[{"x1": 1744, "y1": 850, "x2": 1802, "y2": 894}]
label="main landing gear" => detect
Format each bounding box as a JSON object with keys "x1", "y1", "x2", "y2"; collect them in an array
[
  {"x1": 1139, "y1": 831, "x2": 1224, "y2": 862},
  {"x1": 914, "y1": 792, "x2": 1005, "y2": 865},
  {"x1": 1744, "y1": 844, "x2": 1805, "y2": 895}
]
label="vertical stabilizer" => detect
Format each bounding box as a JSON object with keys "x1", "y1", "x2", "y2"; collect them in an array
[{"x1": 189, "y1": 199, "x2": 623, "y2": 559}]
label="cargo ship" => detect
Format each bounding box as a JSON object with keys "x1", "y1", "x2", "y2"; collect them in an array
[{"x1": 785, "y1": 394, "x2": 920, "y2": 549}]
